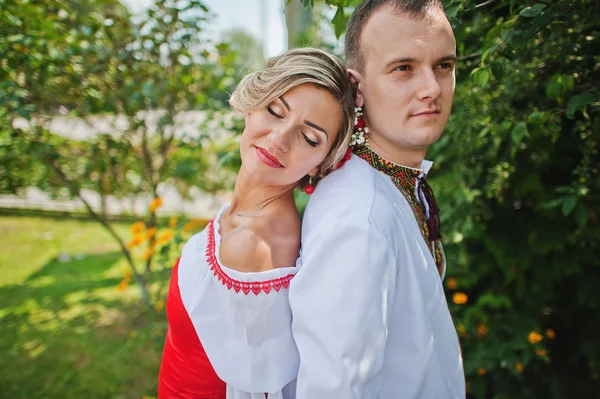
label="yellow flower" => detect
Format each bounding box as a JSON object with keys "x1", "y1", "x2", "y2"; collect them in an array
[
  {"x1": 169, "y1": 216, "x2": 178, "y2": 229},
  {"x1": 116, "y1": 280, "x2": 129, "y2": 292},
  {"x1": 154, "y1": 299, "x2": 165, "y2": 313},
  {"x1": 146, "y1": 227, "x2": 157, "y2": 239},
  {"x1": 149, "y1": 197, "x2": 163, "y2": 212},
  {"x1": 157, "y1": 230, "x2": 174, "y2": 244},
  {"x1": 127, "y1": 234, "x2": 145, "y2": 249},
  {"x1": 545, "y1": 329, "x2": 556, "y2": 339},
  {"x1": 446, "y1": 277, "x2": 457, "y2": 290},
  {"x1": 515, "y1": 362, "x2": 523, "y2": 373},
  {"x1": 141, "y1": 247, "x2": 154, "y2": 261},
  {"x1": 453, "y1": 292, "x2": 468, "y2": 305},
  {"x1": 456, "y1": 323, "x2": 466, "y2": 336},
  {"x1": 130, "y1": 221, "x2": 145, "y2": 235},
  {"x1": 123, "y1": 269, "x2": 131, "y2": 281},
  {"x1": 528, "y1": 331, "x2": 543, "y2": 344},
  {"x1": 476, "y1": 368, "x2": 487, "y2": 375},
  {"x1": 477, "y1": 323, "x2": 488, "y2": 338},
  {"x1": 535, "y1": 348, "x2": 547, "y2": 357}
]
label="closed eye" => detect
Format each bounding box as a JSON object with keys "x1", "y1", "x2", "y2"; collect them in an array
[
  {"x1": 266, "y1": 105, "x2": 283, "y2": 119},
  {"x1": 302, "y1": 133, "x2": 319, "y2": 147}
]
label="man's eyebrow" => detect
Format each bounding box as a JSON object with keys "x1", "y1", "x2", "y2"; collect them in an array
[
  {"x1": 305, "y1": 120, "x2": 329, "y2": 138},
  {"x1": 385, "y1": 55, "x2": 458, "y2": 68},
  {"x1": 437, "y1": 55, "x2": 457, "y2": 63},
  {"x1": 385, "y1": 57, "x2": 417, "y2": 68},
  {"x1": 279, "y1": 96, "x2": 290, "y2": 111}
]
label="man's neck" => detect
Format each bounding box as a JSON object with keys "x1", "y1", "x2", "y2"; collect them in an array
[{"x1": 367, "y1": 136, "x2": 427, "y2": 170}]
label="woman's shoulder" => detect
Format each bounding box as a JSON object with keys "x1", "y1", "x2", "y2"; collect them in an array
[{"x1": 219, "y1": 207, "x2": 300, "y2": 273}]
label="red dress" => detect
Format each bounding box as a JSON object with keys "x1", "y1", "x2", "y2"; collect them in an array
[{"x1": 158, "y1": 258, "x2": 226, "y2": 399}]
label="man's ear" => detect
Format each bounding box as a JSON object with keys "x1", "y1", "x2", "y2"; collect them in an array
[{"x1": 347, "y1": 68, "x2": 364, "y2": 108}]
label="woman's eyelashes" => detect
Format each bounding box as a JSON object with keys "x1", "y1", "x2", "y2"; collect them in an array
[
  {"x1": 266, "y1": 104, "x2": 320, "y2": 148},
  {"x1": 266, "y1": 105, "x2": 283, "y2": 119},
  {"x1": 302, "y1": 133, "x2": 319, "y2": 147}
]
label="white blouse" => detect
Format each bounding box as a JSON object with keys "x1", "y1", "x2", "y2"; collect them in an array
[
  {"x1": 289, "y1": 154, "x2": 466, "y2": 398},
  {"x1": 177, "y1": 205, "x2": 299, "y2": 399}
]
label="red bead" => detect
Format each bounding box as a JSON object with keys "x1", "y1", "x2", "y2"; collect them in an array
[
  {"x1": 304, "y1": 185, "x2": 315, "y2": 195},
  {"x1": 355, "y1": 117, "x2": 365, "y2": 129},
  {"x1": 344, "y1": 148, "x2": 352, "y2": 160}
]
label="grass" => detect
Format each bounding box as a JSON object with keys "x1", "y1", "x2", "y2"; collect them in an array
[{"x1": 0, "y1": 214, "x2": 169, "y2": 399}]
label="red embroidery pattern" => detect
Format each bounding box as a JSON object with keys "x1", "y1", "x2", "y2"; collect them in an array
[{"x1": 205, "y1": 220, "x2": 295, "y2": 295}]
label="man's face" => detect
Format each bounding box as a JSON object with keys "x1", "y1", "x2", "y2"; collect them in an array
[{"x1": 350, "y1": 5, "x2": 456, "y2": 165}]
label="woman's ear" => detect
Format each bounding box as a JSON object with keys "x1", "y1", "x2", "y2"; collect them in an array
[{"x1": 347, "y1": 69, "x2": 364, "y2": 108}]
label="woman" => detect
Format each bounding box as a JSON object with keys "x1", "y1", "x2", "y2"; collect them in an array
[{"x1": 158, "y1": 48, "x2": 355, "y2": 399}]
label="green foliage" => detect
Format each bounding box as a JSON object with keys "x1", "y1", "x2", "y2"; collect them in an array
[
  {"x1": 432, "y1": 1, "x2": 600, "y2": 397},
  {"x1": 302, "y1": 0, "x2": 600, "y2": 397},
  {"x1": 1, "y1": 0, "x2": 242, "y2": 304}
]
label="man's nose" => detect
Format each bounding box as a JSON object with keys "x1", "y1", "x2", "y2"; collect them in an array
[{"x1": 416, "y1": 69, "x2": 442, "y2": 101}]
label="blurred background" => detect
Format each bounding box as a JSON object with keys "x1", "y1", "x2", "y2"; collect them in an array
[{"x1": 0, "y1": 0, "x2": 598, "y2": 398}]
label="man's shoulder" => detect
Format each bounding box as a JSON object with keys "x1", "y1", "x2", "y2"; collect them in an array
[
  {"x1": 303, "y1": 155, "x2": 402, "y2": 234},
  {"x1": 305, "y1": 155, "x2": 377, "y2": 222}
]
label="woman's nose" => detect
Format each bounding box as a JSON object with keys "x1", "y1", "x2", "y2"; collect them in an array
[{"x1": 267, "y1": 129, "x2": 291, "y2": 153}]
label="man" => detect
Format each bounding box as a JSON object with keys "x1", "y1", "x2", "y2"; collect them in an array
[{"x1": 288, "y1": 0, "x2": 465, "y2": 398}]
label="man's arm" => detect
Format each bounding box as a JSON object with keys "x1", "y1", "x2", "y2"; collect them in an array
[{"x1": 289, "y1": 215, "x2": 397, "y2": 398}]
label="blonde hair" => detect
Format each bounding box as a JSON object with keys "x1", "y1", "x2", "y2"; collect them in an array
[{"x1": 229, "y1": 47, "x2": 354, "y2": 179}]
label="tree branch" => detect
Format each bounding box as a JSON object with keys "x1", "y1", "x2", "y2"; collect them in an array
[{"x1": 475, "y1": 0, "x2": 499, "y2": 8}]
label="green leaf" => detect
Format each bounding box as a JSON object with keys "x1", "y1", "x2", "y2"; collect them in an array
[
  {"x1": 474, "y1": 69, "x2": 490, "y2": 88},
  {"x1": 507, "y1": 30, "x2": 527, "y2": 48},
  {"x1": 562, "y1": 196, "x2": 577, "y2": 216},
  {"x1": 332, "y1": 6, "x2": 346, "y2": 39},
  {"x1": 7, "y1": 34, "x2": 24, "y2": 43},
  {"x1": 546, "y1": 80, "x2": 562, "y2": 100},
  {"x1": 491, "y1": 60, "x2": 504, "y2": 80},
  {"x1": 555, "y1": 186, "x2": 575, "y2": 194},
  {"x1": 445, "y1": 4, "x2": 460, "y2": 20},
  {"x1": 566, "y1": 91, "x2": 597, "y2": 118},
  {"x1": 511, "y1": 122, "x2": 528, "y2": 144},
  {"x1": 574, "y1": 203, "x2": 588, "y2": 226},
  {"x1": 519, "y1": 4, "x2": 545, "y2": 18},
  {"x1": 527, "y1": 112, "x2": 544, "y2": 125}
]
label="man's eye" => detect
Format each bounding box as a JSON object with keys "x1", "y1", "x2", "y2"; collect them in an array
[
  {"x1": 395, "y1": 65, "x2": 411, "y2": 72},
  {"x1": 266, "y1": 105, "x2": 282, "y2": 119},
  {"x1": 438, "y1": 63, "x2": 453, "y2": 70},
  {"x1": 302, "y1": 133, "x2": 319, "y2": 147}
]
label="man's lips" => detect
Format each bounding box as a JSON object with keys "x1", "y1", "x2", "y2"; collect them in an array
[
  {"x1": 411, "y1": 110, "x2": 441, "y2": 118},
  {"x1": 255, "y1": 146, "x2": 283, "y2": 168}
]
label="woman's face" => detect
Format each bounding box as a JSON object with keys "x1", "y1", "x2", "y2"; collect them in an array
[{"x1": 240, "y1": 83, "x2": 342, "y2": 187}]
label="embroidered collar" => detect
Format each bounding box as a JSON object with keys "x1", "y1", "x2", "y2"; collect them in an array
[{"x1": 352, "y1": 144, "x2": 432, "y2": 190}]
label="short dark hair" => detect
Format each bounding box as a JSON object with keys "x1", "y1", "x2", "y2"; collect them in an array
[{"x1": 345, "y1": 0, "x2": 445, "y2": 72}]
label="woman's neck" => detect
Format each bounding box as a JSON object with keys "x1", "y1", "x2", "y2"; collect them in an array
[{"x1": 227, "y1": 167, "x2": 296, "y2": 217}]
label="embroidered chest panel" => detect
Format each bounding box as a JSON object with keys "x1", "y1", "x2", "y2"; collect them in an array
[{"x1": 352, "y1": 144, "x2": 445, "y2": 275}]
